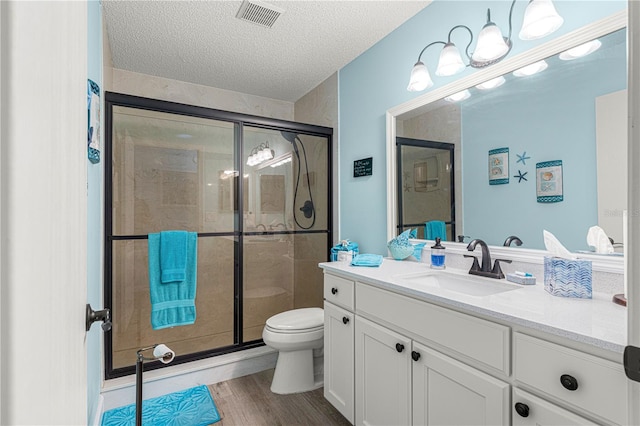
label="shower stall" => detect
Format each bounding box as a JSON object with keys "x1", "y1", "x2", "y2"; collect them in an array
[{"x1": 104, "y1": 93, "x2": 332, "y2": 379}]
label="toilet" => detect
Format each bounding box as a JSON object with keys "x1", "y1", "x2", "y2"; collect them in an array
[{"x1": 262, "y1": 307, "x2": 324, "y2": 394}]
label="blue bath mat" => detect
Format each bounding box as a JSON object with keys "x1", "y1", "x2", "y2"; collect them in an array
[{"x1": 101, "y1": 385, "x2": 221, "y2": 426}]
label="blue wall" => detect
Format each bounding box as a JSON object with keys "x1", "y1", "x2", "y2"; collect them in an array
[
  {"x1": 87, "y1": 0, "x2": 103, "y2": 423},
  {"x1": 462, "y1": 30, "x2": 627, "y2": 251},
  {"x1": 339, "y1": 0, "x2": 626, "y2": 254}
]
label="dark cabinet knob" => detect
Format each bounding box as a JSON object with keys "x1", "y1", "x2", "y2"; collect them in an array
[
  {"x1": 331, "y1": 287, "x2": 338, "y2": 295},
  {"x1": 560, "y1": 374, "x2": 579, "y2": 391},
  {"x1": 342, "y1": 316, "x2": 349, "y2": 325},
  {"x1": 411, "y1": 351, "x2": 421, "y2": 361},
  {"x1": 395, "y1": 343, "x2": 405, "y2": 353},
  {"x1": 514, "y1": 402, "x2": 529, "y2": 418}
]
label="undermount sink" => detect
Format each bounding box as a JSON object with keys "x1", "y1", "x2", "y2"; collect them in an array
[{"x1": 396, "y1": 271, "x2": 522, "y2": 297}]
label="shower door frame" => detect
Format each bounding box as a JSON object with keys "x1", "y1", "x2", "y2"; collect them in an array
[{"x1": 103, "y1": 92, "x2": 333, "y2": 379}]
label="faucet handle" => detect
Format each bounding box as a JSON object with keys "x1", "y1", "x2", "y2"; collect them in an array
[
  {"x1": 491, "y1": 259, "x2": 512, "y2": 279},
  {"x1": 463, "y1": 254, "x2": 480, "y2": 272}
]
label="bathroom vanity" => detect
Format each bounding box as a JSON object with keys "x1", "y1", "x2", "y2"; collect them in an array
[{"x1": 320, "y1": 259, "x2": 627, "y2": 425}]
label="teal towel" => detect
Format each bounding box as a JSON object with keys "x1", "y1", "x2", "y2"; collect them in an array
[
  {"x1": 425, "y1": 221, "x2": 447, "y2": 241},
  {"x1": 351, "y1": 254, "x2": 383, "y2": 267},
  {"x1": 161, "y1": 230, "x2": 188, "y2": 283},
  {"x1": 148, "y1": 232, "x2": 198, "y2": 330}
]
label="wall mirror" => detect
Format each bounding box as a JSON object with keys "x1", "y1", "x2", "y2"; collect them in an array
[{"x1": 387, "y1": 12, "x2": 627, "y2": 253}]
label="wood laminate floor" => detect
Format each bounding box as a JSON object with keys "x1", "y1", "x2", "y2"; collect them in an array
[{"x1": 208, "y1": 369, "x2": 352, "y2": 426}]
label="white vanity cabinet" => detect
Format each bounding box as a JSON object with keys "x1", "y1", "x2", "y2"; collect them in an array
[
  {"x1": 511, "y1": 388, "x2": 598, "y2": 426},
  {"x1": 324, "y1": 274, "x2": 355, "y2": 423},
  {"x1": 513, "y1": 332, "x2": 628, "y2": 425},
  {"x1": 412, "y1": 341, "x2": 510, "y2": 425},
  {"x1": 354, "y1": 282, "x2": 510, "y2": 426},
  {"x1": 322, "y1": 269, "x2": 627, "y2": 426},
  {"x1": 355, "y1": 316, "x2": 412, "y2": 425}
]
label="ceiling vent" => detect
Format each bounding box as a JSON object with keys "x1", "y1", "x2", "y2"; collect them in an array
[{"x1": 236, "y1": 0, "x2": 283, "y2": 28}]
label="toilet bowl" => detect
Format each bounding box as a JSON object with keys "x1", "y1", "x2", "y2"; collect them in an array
[{"x1": 262, "y1": 307, "x2": 324, "y2": 394}]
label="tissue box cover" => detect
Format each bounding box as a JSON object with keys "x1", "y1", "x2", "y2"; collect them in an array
[
  {"x1": 331, "y1": 240, "x2": 359, "y2": 261},
  {"x1": 543, "y1": 256, "x2": 592, "y2": 298}
]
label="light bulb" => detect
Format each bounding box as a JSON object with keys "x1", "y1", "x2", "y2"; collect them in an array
[
  {"x1": 559, "y1": 39, "x2": 601, "y2": 60},
  {"x1": 475, "y1": 76, "x2": 506, "y2": 90},
  {"x1": 436, "y1": 43, "x2": 465, "y2": 77},
  {"x1": 407, "y1": 61, "x2": 433, "y2": 92},
  {"x1": 519, "y1": 0, "x2": 564, "y2": 40},
  {"x1": 473, "y1": 21, "x2": 509, "y2": 62},
  {"x1": 444, "y1": 89, "x2": 471, "y2": 102},
  {"x1": 513, "y1": 60, "x2": 548, "y2": 77}
]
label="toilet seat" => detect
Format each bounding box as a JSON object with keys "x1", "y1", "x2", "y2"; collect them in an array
[{"x1": 265, "y1": 307, "x2": 324, "y2": 333}]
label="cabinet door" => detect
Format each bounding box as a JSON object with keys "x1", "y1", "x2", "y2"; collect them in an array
[
  {"x1": 324, "y1": 302, "x2": 355, "y2": 424},
  {"x1": 412, "y1": 341, "x2": 509, "y2": 426},
  {"x1": 355, "y1": 316, "x2": 411, "y2": 426},
  {"x1": 512, "y1": 388, "x2": 598, "y2": 425}
]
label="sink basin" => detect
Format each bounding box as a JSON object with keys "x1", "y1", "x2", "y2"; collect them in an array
[{"x1": 396, "y1": 271, "x2": 521, "y2": 297}]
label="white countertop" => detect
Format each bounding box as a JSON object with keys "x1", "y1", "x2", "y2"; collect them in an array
[{"x1": 319, "y1": 258, "x2": 627, "y2": 354}]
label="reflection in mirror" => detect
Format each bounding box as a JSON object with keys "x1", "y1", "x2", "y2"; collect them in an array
[
  {"x1": 397, "y1": 138, "x2": 456, "y2": 241},
  {"x1": 395, "y1": 26, "x2": 627, "y2": 252}
]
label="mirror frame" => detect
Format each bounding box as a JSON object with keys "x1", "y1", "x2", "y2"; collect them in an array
[{"x1": 386, "y1": 10, "x2": 627, "y2": 259}]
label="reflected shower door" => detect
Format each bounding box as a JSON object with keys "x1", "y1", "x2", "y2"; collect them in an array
[
  {"x1": 109, "y1": 106, "x2": 236, "y2": 370},
  {"x1": 397, "y1": 137, "x2": 456, "y2": 241}
]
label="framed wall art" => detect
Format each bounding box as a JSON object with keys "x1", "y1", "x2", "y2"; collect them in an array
[
  {"x1": 536, "y1": 160, "x2": 563, "y2": 203},
  {"x1": 87, "y1": 79, "x2": 100, "y2": 164},
  {"x1": 488, "y1": 147, "x2": 509, "y2": 185}
]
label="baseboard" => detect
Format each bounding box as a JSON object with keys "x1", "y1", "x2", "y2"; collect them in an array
[{"x1": 101, "y1": 346, "x2": 277, "y2": 411}]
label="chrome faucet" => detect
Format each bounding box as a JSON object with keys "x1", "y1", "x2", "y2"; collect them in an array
[
  {"x1": 503, "y1": 235, "x2": 523, "y2": 247},
  {"x1": 464, "y1": 239, "x2": 512, "y2": 279}
]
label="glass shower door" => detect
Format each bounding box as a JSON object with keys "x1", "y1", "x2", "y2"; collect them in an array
[
  {"x1": 242, "y1": 127, "x2": 330, "y2": 341},
  {"x1": 109, "y1": 106, "x2": 237, "y2": 371}
]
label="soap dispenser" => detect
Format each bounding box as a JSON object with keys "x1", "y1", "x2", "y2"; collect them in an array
[{"x1": 430, "y1": 237, "x2": 446, "y2": 269}]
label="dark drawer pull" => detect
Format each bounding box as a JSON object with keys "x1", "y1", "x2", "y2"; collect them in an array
[
  {"x1": 331, "y1": 287, "x2": 338, "y2": 295},
  {"x1": 514, "y1": 402, "x2": 529, "y2": 418},
  {"x1": 411, "y1": 351, "x2": 421, "y2": 361},
  {"x1": 342, "y1": 316, "x2": 349, "y2": 325},
  {"x1": 560, "y1": 374, "x2": 578, "y2": 391},
  {"x1": 395, "y1": 343, "x2": 405, "y2": 353}
]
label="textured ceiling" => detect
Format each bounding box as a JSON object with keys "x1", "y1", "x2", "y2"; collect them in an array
[{"x1": 102, "y1": 0, "x2": 431, "y2": 102}]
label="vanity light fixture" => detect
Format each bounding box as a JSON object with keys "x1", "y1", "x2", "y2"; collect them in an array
[
  {"x1": 407, "y1": 0, "x2": 564, "y2": 92},
  {"x1": 256, "y1": 152, "x2": 293, "y2": 170},
  {"x1": 444, "y1": 89, "x2": 471, "y2": 103},
  {"x1": 246, "y1": 141, "x2": 274, "y2": 166},
  {"x1": 559, "y1": 39, "x2": 602, "y2": 60},
  {"x1": 513, "y1": 59, "x2": 548, "y2": 77},
  {"x1": 475, "y1": 75, "x2": 506, "y2": 90}
]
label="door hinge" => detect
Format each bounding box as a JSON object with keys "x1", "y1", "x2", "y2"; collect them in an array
[{"x1": 624, "y1": 345, "x2": 640, "y2": 382}]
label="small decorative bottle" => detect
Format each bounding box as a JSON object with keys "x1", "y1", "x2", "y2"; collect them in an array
[{"x1": 430, "y1": 237, "x2": 446, "y2": 269}]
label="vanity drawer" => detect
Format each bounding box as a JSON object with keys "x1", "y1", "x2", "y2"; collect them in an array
[
  {"x1": 356, "y1": 282, "x2": 510, "y2": 375},
  {"x1": 514, "y1": 332, "x2": 627, "y2": 425},
  {"x1": 324, "y1": 273, "x2": 355, "y2": 311}
]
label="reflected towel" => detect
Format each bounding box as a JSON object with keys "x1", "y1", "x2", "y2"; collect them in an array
[
  {"x1": 148, "y1": 232, "x2": 198, "y2": 330},
  {"x1": 425, "y1": 221, "x2": 447, "y2": 241},
  {"x1": 351, "y1": 254, "x2": 383, "y2": 267},
  {"x1": 160, "y1": 230, "x2": 188, "y2": 283}
]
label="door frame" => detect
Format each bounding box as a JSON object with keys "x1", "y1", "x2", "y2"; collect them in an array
[{"x1": 0, "y1": 1, "x2": 88, "y2": 424}]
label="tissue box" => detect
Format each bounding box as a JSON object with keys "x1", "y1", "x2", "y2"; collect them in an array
[
  {"x1": 543, "y1": 256, "x2": 592, "y2": 298},
  {"x1": 331, "y1": 240, "x2": 359, "y2": 261}
]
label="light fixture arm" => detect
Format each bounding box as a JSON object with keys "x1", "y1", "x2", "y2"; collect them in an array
[
  {"x1": 446, "y1": 25, "x2": 474, "y2": 61},
  {"x1": 416, "y1": 41, "x2": 446, "y2": 62},
  {"x1": 506, "y1": 0, "x2": 517, "y2": 42}
]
